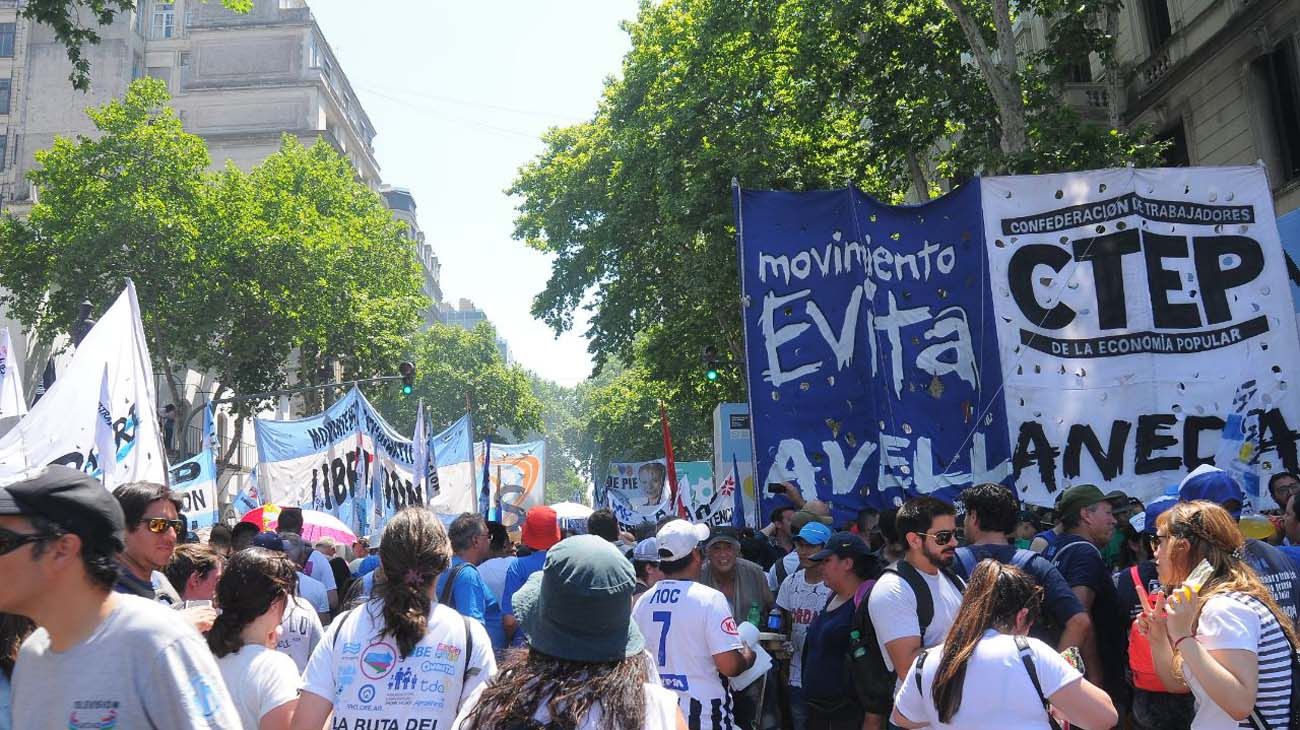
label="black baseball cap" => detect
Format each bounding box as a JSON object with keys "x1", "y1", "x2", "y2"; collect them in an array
[
  {"x1": 0, "y1": 466, "x2": 126, "y2": 550},
  {"x1": 810, "y1": 531, "x2": 871, "y2": 561}
]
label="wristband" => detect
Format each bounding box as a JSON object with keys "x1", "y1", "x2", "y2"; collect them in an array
[{"x1": 1172, "y1": 634, "x2": 1195, "y2": 652}]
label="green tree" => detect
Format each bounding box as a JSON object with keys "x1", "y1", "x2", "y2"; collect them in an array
[
  {"x1": 372, "y1": 322, "x2": 543, "y2": 443},
  {"x1": 526, "y1": 374, "x2": 587, "y2": 504},
  {"x1": 0, "y1": 78, "x2": 424, "y2": 466}
]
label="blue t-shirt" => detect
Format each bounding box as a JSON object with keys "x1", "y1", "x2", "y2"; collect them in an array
[
  {"x1": 1277, "y1": 545, "x2": 1300, "y2": 575},
  {"x1": 1035, "y1": 529, "x2": 1061, "y2": 559},
  {"x1": 1243, "y1": 539, "x2": 1299, "y2": 624},
  {"x1": 800, "y1": 594, "x2": 854, "y2": 700},
  {"x1": 353, "y1": 555, "x2": 380, "y2": 577},
  {"x1": 1052, "y1": 534, "x2": 1125, "y2": 693},
  {"x1": 953, "y1": 544, "x2": 1084, "y2": 627},
  {"x1": 435, "y1": 556, "x2": 506, "y2": 650},
  {"x1": 502, "y1": 549, "x2": 548, "y2": 647},
  {"x1": 0, "y1": 669, "x2": 11, "y2": 730}
]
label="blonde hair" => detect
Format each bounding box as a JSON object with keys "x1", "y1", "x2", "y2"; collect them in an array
[{"x1": 1156, "y1": 500, "x2": 1298, "y2": 678}]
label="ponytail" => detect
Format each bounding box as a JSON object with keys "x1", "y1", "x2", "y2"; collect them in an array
[
  {"x1": 207, "y1": 548, "x2": 297, "y2": 658},
  {"x1": 375, "y1": 508, "x2": 452, "y2": 659},
  {"x1": 931, "y1": 560, "x2": 1041, "y2": 722}
]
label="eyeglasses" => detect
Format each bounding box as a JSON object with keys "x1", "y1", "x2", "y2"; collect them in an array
[
  {"x1": 920, "y1": 530, "x2": 957, "y2": 545},
  {"x1": 0, "y1": 526, "x2": 60, "y2": 556},
  {"x1": 1148, "y1": 534, "x2": 1171, "y2": 551},
  {"x1": 140, "y1": 518, "x2": 185, "y2": 535}
]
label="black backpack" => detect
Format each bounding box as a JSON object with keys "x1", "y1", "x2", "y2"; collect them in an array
[{"x1": 845, "y1": 561, "x2": 966, "y2": 714}]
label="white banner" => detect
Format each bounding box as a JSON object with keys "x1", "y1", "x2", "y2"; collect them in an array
[
  {"x1": 0, "y1": 328, "x2": 27, "y2": 419},
  {"x1": 982, "y1": 166, "x2": 1300, "y2": 505},
  {"x1": 0, "y1": 282, "x2": 167, "y2": 487},
  {"x1": 474, "y1": 440, "x2": 545, "y2": 531}
]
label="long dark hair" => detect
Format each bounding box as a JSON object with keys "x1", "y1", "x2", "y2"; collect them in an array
[
  {"x1": 0, "y1": 613, "x2": 34, "y2": 680},
  {"x1": 207, "y1": 548, "x2": 297, "y2": 658},
  {"x1": 459, "y1": 650, "x2": 650, "y2": 730},
  {"x1": 931, "y1": 560, "x2": 1042, "y2": 723},
  {"x1": 375, "y1": 507, "x2": 451, "y2": 659}
]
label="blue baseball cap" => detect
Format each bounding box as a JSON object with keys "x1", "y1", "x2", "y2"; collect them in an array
[
  {"x1": 1130, "y1": 496, "x2": 1177, "y2": 535},
  {"x1": 1179, "y1": 465, "x2": 1244, "y2": 518},
  {"x1": 810, "y1": 531, "x2": 870, "y2": 561},
  {"x1": 794, "y1": 521, "x2": 832, "y2": 546},
  {"x1": 251, "y1": 531, "x2": 285, "y2": 552}
]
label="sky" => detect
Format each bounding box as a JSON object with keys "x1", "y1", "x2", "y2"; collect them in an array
[{"x1": 308, "y1": 0, "x2": 641, "y2": 387}]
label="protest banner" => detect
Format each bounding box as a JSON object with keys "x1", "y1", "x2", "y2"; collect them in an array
[
  {"x1": 737, "y1": 167, "x2": 1300, "y2": 513},
  {"x1": 474, "y1": 440, "x2": 545, "y2": 531},
  {"x1": 0, "y1": 282, "x2": 168, "y2": 487},
  {"x1": 170, "y1": 449, "x2": 218, "y2": 530},
  {"x1": 605, "y1": 460, "x2": 717, "y2": 528},
  {"x1": 0, "y1": 328, "x2": 27, "y2": 420},
  {"x1": 429, "y1": 414, "x2": 478, "y2": 516}
]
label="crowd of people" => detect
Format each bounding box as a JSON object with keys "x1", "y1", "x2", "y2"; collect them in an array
[{"x1": 1, "y1": 462, "x2": 1300, "y2": 730}]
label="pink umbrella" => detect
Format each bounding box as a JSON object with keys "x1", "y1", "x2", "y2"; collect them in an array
[{"x1": 237, "y1": 505, "x2": 358, "y2": 545}]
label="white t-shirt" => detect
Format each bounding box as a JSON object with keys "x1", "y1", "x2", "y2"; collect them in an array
[
  {"x1": 766, "y1": 552, "x2": 800, "y2": 592},
  {"x1": 302, "y1": 599, "x2": 497, "y2": 728},
  {"x1": 305, "y1": 551, "x2": 337, "y2": 592},
  {"x1": 451, "y1": 681, "x2": 679, "y2": 730},
  {"x1": 1186, "y1": 593, "x2": 1292, "y2": 730},
  {"x1": 867, "y1": 567, "x2": 964, "y2": 672},
  {"x1": 277, "y1": 595, "x2": 324, "y2": 671},
  {"x1": 775, "y1": 569, "x2": 832, "y2": 688},
  {"x1": 477, "y1": 557, "x2": 514, "y2": 603},
  {"x1": 297, "y1": 571, "x2": 329, "y2": 614},
  {"x1": 893, "y1": 631, "x2": 1081, "y2": 729},
  {"x1": 632, "y1": 579, "x2": 743, "y2": 728},
  {"x1": 216, "y1": 644, "x2": 301, "y2": 730}
]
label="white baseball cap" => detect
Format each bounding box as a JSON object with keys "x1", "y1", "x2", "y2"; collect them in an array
[{"x1": 656, "y1": 520, "x2": 710, "y2": 562}]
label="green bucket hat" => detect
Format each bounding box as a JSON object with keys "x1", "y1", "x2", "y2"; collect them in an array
[{"x1": 513, "y1": 534, "x2": 645, "y2": 662}]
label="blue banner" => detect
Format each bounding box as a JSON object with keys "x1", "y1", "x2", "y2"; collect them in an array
[
  {"x1": 170, "y1": 449, "x2": 218, "y2": 530},
  {"x1": 736, "y1": 183, "x2": 1011, "y2": 522}
]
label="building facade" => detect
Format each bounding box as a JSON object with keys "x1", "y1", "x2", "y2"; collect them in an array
[
  {"x1": 437, "y1": 298, "x2": 512, "y2": 363},
  {"x1": 382, "y1": 184, "x2": 443, "y2": 328}
]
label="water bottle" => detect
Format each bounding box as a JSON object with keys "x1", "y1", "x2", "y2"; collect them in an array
[
  {"x1": 766, "y1": 607, "x2": 782, "y2": 632},
  {"x1": 746, "y1": 601, "x2": 761, "y2": 628}
]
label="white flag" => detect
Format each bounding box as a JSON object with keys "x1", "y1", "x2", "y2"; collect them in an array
[
  {"x1": 95, "y1": 365, "x2": 116, "y2": 482},
  {"x1": 0, "y1": 282, "x2": 167, "y2": 487},
  {"x1": 411, "y1": 400, "x2": 428, "y2": 492},
  {"x1": 0, "y1": 328, "x2": 26, "y2": 419}
]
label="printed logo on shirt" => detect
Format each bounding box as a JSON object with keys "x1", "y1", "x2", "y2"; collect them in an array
[
  {"x1": 360, "y1": 641, "x2": 398, "y2": 679},
  {"x1": 68, "y1": 701, "x2": 119, "y2": 730},
  {"x1": 720, "y1": 617, "x2": 739, "y2": 636},
  {"x1": 420, "y1": 660, "x2": 456, "y2": 676},
  {"x1": 189, "y1": 675, "x2": 221, "y2": 718},
  {"x1": 357, "y1": 684, "x2": 376, "y2": 703},
  {"x1": 341, "y1": 641, "x2": 363, "y2": 658},
  {"x1": 387, "y1": 666, "x2": 419, "y2": 691},
  {"x1": 435, "y1": 641, "x2": 462, "y2": 663},
  {"x1": 337, "y1": 664, "x2": 358, "y2": 697},
  {"x1": 661, "y1": 674, "x2": 691, "y2": 691}
]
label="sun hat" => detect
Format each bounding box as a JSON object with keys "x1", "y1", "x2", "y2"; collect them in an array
[
  {"x1": 656, "y1": 519, "x2": 710, "y2": 561},
  {"x1": 511, "y1": 535, "x2": 644, "y2": 662},
  {"x1": 521, "y1": 505, "x2": 562, "y2": 551}
]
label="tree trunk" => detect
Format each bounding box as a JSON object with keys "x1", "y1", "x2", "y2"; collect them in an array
[
  {"x1": 150, "y1": 326, "x2": 187, "y2": 456},
  {"x1": 942, "y1": 0, "x2": 1028, "y2": 159},
  {"x1": 906, "y1": 151, "x2": 931, "y2": 201},
  {"x1": 1101, "y1": 4, "x2": 1124, "y2": 130},
  {"x1": 219, "y1": 414, "x2": 243, "y2": 470}
]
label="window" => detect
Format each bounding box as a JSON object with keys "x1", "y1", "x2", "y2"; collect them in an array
[
  {"x1": 0, "y1": 135, "x2": 8, "y2": 172},
  {"x1": 1155, "y1": 119, "x2": 1189, "y2": 167},
  {"x1": 1141, "y1": 0, "x2": 1172, "y2": 53},
  {"x1": 1252, "y1": 39, "x2": 1300, "y2": 184},
  {"x1": 131, "y1": 53, "x2": 144, "y2": 81},
  {"x1": 0, "y1": 79, "x2": 12, "y2": 116},
  {"x1": 151, "y1": 2, "x2": 176, "y2": 39},
  {"x1": 0, "y1": 24, "x2": 15, "y2": 58}
]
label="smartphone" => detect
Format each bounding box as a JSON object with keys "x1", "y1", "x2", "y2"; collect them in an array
[{"x1": 766, "y1": 483, "x2": 787, "y2": 495}]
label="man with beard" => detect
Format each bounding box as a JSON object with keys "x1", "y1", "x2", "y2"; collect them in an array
[{"x1": 866, "y1": 496, "x2": 965, "y2": 686}]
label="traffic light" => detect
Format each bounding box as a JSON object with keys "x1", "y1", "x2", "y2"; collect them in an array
[
  {"x1": 398, "y1": 361, "x2": 415, "y2": 395},
  {"x1": 702, "y1": 346, "x2": 721, "y2": 382}
]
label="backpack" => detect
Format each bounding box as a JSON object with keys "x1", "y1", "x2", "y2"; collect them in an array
[
  {"x1": 845, "y1": 561, "x2": 966, "y2": 714},
  {"x1": 909, "y1": 638, "x2": 1062, "y2": 730},
  {"x1": 439, "y1": 563, "x2": 471, "y2": 611},
  {"x1": 954, "y1": 546, "x2": 1036, "y2": 579}
]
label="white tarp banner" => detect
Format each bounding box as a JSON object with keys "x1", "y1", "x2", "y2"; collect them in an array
[
  {"x1": 474, "y1": 440, "x2": 545, "y2": 531},
  {"x1": 982, "y1": 166, "x2": 1300, "y2": 506},
  {"x1": 0, "y1": 282, "x2": 168, "y2": 486},
  {"x1": 0, "y1": 328, "x2": 27, "y2": 419}
]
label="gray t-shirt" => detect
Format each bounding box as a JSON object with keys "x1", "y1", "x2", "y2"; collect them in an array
[{"x1": 12, "y1": 594, "x2": 240, "y2": 729}]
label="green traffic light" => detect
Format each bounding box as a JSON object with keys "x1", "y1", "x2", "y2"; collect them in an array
[
  {"x1": 706, "y1": 369, "x2": 719, "y2": 382},
  {"x1": 402, "y1": 384, "x2": 413, "y2": 395}
]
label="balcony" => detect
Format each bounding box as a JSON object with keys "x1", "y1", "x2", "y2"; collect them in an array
[{"x1": 1061, "y1": 82, "x2": 1113, "y2": 124}]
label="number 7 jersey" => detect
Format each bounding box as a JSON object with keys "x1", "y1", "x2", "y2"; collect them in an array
[{"x1": 632, "y1": 579, "x2": 744, "y2": 730}]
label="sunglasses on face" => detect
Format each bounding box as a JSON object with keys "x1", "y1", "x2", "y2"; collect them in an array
[
  {"x1": 139, "y1": 518, "x2": 185, "y2": 535},
  {"x1": 920, "y1": 530, "x2": 957, "y2": 545},
  {"x1": 0, "y1": 526, "x2": 61, "y2": 556}
]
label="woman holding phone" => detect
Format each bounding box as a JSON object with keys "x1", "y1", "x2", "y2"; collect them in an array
[{"x1": 1142, "y1": 500, "x2": 1296, "y2": 729}]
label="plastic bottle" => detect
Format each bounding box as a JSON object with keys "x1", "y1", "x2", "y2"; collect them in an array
[
  {"x1": 766, "y1": 607, "x2": 782, "y2": 632},
  {"x1": 746, "y1": 601, "x2": 761, "y2": 628}
]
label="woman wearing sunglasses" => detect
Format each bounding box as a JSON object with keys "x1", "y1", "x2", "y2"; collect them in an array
[
  {"x1": 208, "y1": 548, "x2": 302, "y2": 730},
  {"x1": 1141, "y1": 501, "x2": 1296, "y2": 729},
  {"x1": 892, "y1": 560, "x2": 1117, "y2": 729}
]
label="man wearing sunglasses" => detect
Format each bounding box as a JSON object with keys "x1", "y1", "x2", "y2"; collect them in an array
[
  {"x1": 0, "y1": 466, "x2": 239, "y2": 728},
  {"x1": 110, "y1": 482, "x2": 184, "y2": 604},
  {"x1": 866, "y1": 496, "x2": 966, "y2": 695}
]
